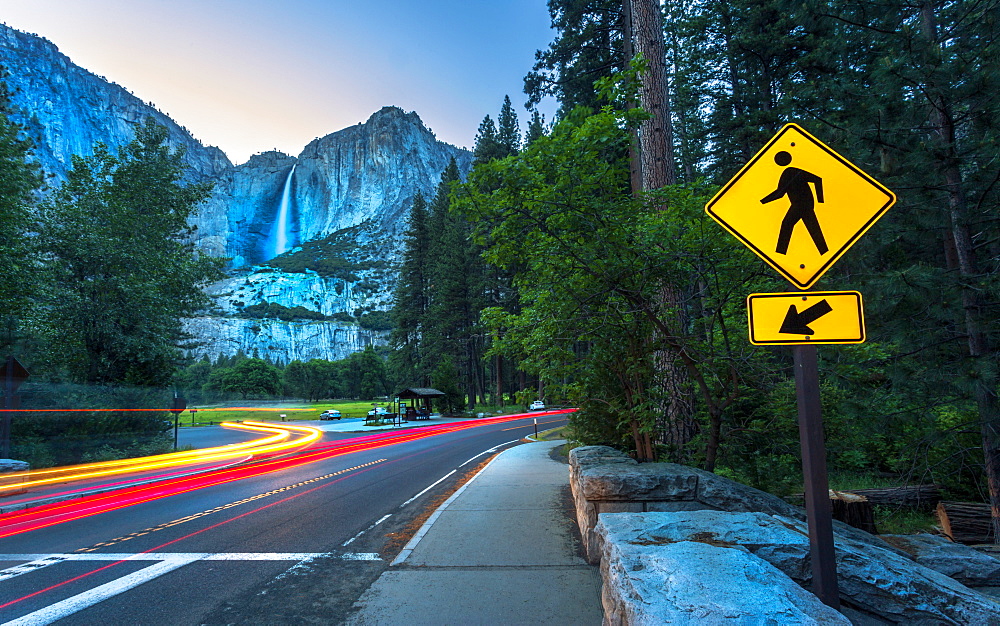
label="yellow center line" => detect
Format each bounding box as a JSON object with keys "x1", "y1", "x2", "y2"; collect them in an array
[{"x1": 76, "y1": 459, "x2": 387, "y2": 552}]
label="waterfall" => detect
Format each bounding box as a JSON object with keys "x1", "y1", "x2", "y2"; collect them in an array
[{"x1": 270, "y1": 164, "x2": 297, "y2": 259}]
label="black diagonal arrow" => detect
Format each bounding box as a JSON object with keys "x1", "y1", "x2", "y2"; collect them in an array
[{"x1": 779, "y1": 299, "x2": 834, "y2": 335}]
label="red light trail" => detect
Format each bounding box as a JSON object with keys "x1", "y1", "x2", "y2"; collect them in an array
[{"x1": 0, "y1": 411, "x2": 574, "y2": 539}]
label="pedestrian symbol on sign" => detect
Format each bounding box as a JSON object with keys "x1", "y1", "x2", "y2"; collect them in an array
[
  {"x1": 704, "y1": 123, "x2": 896, "y2": 289},
  {"x1": 761, "y1": 151, "x2": 828, "y2": 256}
]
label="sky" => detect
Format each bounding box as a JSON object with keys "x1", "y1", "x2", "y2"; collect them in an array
[{"x1": 0, "y1": 0, "x2": 558, "y2": 165}]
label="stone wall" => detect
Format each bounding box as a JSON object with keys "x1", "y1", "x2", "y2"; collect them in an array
[
  {"x1": 569, "y1": 445, "x2": 1000, "y2": 625},
  {"x1": 569, "y1": 445, "x2": 811, "y2": 565}
]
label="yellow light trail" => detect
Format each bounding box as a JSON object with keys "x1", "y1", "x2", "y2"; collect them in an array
[{"x1": 0, "y1": 421, "x2": 321, "y2": 493}]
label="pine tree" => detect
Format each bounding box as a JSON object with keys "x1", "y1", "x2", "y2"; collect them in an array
[
  {"x1": 418, "y1": 158, "x2": 492, "y2": 407},
  {"x1": 497, "y1": 95, "x2": 521, "y2": 157},
  {"x1": 524, "y1": 110, "x2": 547, "y2": 146},
  {"x1": 473, "y1": 115, "x2": 505, "y2": 165},
  {"x1": 524, "y1": 0, "x2": 626, "y2": 115},
  {"x1": 389, "y1": 191, "x2": 431, "y2": 386}
]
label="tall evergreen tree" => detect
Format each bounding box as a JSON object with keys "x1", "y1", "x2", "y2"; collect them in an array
[
  {"x1": 424, "y1": 158, "x2": 487, "y2": 407},
  {"x1": 496, "y1": 95, "x2": 521, "y2": 157},
  {"x1": 389, "y1": 191, "x2": 431, "y2": 386},
  {"x1": 524, "y1": 110, "x2": 548, "y2": 146},
  {"x1": 473, "y1": 115, "x2": 505, "y2": 165},
  {"x1": 524, "y1": 0, "x2": 625, "y2": 115}
]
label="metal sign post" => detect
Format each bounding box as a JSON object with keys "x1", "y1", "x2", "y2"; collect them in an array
[
  {"x1": 793, "y1": 345, "x2": 840, "y2": 608},
  {"x1": 170, "y1": 395, "x2": 186, "y2": 451},
  {"x1": 1, "y1": 356, "x2": 29, "y2": 459},
  {"x1": 705, "y1": 123, "x2": 898, "y2": 612}
]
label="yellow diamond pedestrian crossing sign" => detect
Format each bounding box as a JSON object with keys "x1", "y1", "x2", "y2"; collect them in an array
[
  {"x1": 706, "y1": 123, "x2": 895, "y2": 289},
  {"x1": 747, "y1": 291, "x2": 865, "y2": 345}
]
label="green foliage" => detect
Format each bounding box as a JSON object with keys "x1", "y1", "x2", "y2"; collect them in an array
[
  {"x1": 11, "y1": 385, "x2": 174, "y2": 468},
  {"x1": 240, "y1": 302, "x2": 329, "y2": 322},
  {"x1": 390, "y1": 192, "x2": 431, "y2": 385},
  {"x1": 0, "y1": 65, "x2": 42, "y2": 349},
  {"x1": 263, "y1": 223, "x2": 384, "y2": 281},
  {"x1": 358, "y1": 310, "x2": 392, "y2": 331},
  {"x1": 512, "y1": 0, "x2": 1000, "y2": 507},
  {"x1": 283, "y1": 358, "x2": 339, "y2": 402},
  {"x1": 431, "y1": 356, "x2": 465, "y2": 413},
  {"x1": 455, "y1": 100, "x2": 773, "y2": 462},
  {"x1": 34, "y1": 118, "x2": 225, "y2": 387},
  {"x1": 217, "y1": 358, "x2": 282, "y2": 399},
  {"x1": 496, "y1": 95, "x2": 521, "y2": 157},
  {"x1": 524, "y1": 0, "x2": 624, "y2": 114}
]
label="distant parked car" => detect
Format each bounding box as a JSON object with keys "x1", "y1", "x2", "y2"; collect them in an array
[
  {"x1": 367, "y1": 407, "x2": 388, "y2": 417},
  {"x1": 529, "y1": 400, "x2": 545, "y2": 411},
  {"x1": 319, "y1": 409, "x2": 342, "y2": 420}
]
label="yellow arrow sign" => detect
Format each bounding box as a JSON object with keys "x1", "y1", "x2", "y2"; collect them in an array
[
  {"x1": 747, "y1": 291, "x2": 865, "y2": 345},
  {"x1": 706, "y1": 124, "x2": 895, "y2": 289}
]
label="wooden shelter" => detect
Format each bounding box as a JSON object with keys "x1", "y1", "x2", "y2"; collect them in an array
[{"x1": 396, "y1": 387, "x2": 446, "y2": 419}]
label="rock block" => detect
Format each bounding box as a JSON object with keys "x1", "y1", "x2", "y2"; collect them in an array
[
  {"x1": 598, "y1": 517, "x2": 849, "y2": 625},
  {"x1": 603, "y1": 510, "x2": 1000, "y2": 625},
  {"x1": 579, "y1": 463, "x2": 698, "y2": 502},
  {"x1": 882, "y1": 533, "x2": 1000, "y2": 587}
]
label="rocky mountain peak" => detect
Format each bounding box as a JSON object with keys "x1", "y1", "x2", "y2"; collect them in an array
[
  {"x1": 241, "y1": 150, "x2": 296, "y2": 170},
  {"x1": 366, "y1": 106, "x2": 430, "y2": 132}
]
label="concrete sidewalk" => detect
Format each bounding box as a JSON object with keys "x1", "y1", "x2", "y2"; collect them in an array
[{"x1": 346, "y1": 439, "x2": 604, "y2": 625}]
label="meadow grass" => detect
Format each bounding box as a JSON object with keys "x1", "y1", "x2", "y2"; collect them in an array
[{"x1": 181, "y1": 400, "x2": 383, "y2": 425}]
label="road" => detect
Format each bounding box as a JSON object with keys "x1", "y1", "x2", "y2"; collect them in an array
[{"x1": 0, "y1": 412, "x2": 569, "y2": 624}]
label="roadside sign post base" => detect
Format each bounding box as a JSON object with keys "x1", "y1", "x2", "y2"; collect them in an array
[{"x1": 793, "y1": 345, "x2": 840, "y2": 609}]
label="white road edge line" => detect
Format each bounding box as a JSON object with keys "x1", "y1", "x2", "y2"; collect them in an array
[
  {"x1": 458, "y1": 439, "x2": 519, "y2": 468},
  {"x1": 398, "y1": 470, "x2": 456, "y2": 509},
  {"x1": 390, "y1": 448, "x2": 508, "y2": 567},
  {"x1": 342, "y1": 514, "x2": 392, "y2": 547},
  {"x1": 1, "y1": 558, "x2": 194, "y2": 626}
]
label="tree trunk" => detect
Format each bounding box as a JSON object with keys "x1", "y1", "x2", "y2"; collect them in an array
[
  {"x1": 621, "y1": 0, "x2": 642, "y2": 192},
  {"x1": 704, "y1": 405, "x2": 722, "y2": 472},
  {"x1": 628, "y1": 0, "x2": 675, "y2": 189},
  {"x1": 843, "y1": 484, "x2": 941, "y2": 510},
  {"x1": 830, "y1": 492, "x2": 877, "y2": 534},
  {"x1": 496, "y1": 353, "x2": 504, "y2": 405},
  {"x1": 921, "y1": 0, "x2": 1000, "y2": 544},
  {"x1": 625, "y1": 0, "x2": 694, "y2": 458},
  {"x1": 936, "y1": 501, "x2": 994, "y2": 544}
]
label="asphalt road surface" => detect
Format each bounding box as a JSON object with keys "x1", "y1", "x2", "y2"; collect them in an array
[{"x1": 0, "y1": 413, "x2": 569, "y2": 624}]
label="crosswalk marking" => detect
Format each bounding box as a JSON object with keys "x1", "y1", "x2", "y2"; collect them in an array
[
  {"x1": 2, "y1": 559, "x2": 192, "y2": 626},
  {"x1": 0, "y1": 552, "x2": 333, "y2": 582}
]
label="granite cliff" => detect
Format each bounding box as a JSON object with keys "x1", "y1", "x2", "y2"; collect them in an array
[
  {"x1": 193, "y1": 106, "x2": 471, "y2": 268},
  {"x1": 0, "y1": 23, "x2": 473, "y2": 364},
  {"x1": 0, "y1": 23, "x2": 231, "y2": 182}
]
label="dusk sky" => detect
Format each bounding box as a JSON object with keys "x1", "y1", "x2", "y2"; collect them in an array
[{"x1": 0, "y1": 0, "x2": 558, "y2": 164}]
